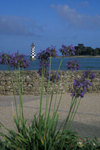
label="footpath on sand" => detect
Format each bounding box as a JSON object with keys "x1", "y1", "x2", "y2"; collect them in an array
[{"x1": 0, "y1": 93, "x2": 100, "y2": 142}]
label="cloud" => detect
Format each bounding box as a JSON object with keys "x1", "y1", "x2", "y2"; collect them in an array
[
  {"x1": 0, "y1": 15, "x2": 44, "y2": 36},
  {"x1": 50, "y1": 4, "x2": 55, "y2": 8},
  {"x1": 50, "y1": 4, "x2": 100, "y2": 30},
  {"x1": 76, "y1": 1, "x2": 89, "y2": 8},
  {"x1": 81, "y1": 1, "x2": 89, "y2": 7}
]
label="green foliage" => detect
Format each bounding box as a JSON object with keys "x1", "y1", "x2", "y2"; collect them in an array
[{"x1": 75, "y1": 44, "x2": 100, "y2": 56}]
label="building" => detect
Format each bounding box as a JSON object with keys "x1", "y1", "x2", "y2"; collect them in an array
[{"x1": 30, "y1": 43, "x2": 36, "y2": 61}]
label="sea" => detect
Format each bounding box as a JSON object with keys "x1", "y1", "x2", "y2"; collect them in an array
[{"x1": 0, "y1": 56, "x2": 100, "y2": 71}]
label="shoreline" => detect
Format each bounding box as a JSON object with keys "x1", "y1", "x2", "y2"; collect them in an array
[{"x1": 55, "y1": 55, "x2": 100, "y2": 58}]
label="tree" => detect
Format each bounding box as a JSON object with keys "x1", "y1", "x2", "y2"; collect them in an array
[
  {"x1": 75, "y1": 46, "x2": 79, "y2": 55},
  {"x1": 75, "y1": 44, "x2": 100, "y2": 56},
  {"x1": 93, "y1": 48, "x2": 100, "y2": 56},
  {"x1": 77, "y1": 44, "x2": 84, "y2": 55},
  {"x1": 78, "y1": 44, "x2": 84, "y2": 48},
  {"x1": 86, "y1": 47, "x2": 94, "y2": 55},
  {"x1": 80, "y1": 46, "x2": 87, "y2": 55}
]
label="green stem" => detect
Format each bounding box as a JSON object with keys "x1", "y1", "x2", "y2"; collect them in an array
[
  {"x1": 62, "y1": 89, "x2": 81, "y2": 131},
  {"x1": 39, "y1": 66, "x2": 45, "y2": 124},
  {"x1": 62, "y1": 96, "x2": 76, "y2": 131},
  {"x1": 47, "y1": 55, "x2": 64, "y2": 123},
  {"x1": 18, "y1": 66, "x2": 25, "y2": 130},
  {"x1": 18, "y1": 66, "x2": 24, "y2": 120},
  {"x1": 67, "y1": 97, "x2": 81, "y2": 131},
  {"x1": 15, "y1": 67, "x2": 22, "y2": 120},
  {"x1": 46, "y1": 61, "x2": 72, "y2": 138},
  {"x1": 6, "y1": 62, "x2": 19, "y2": 125},
  {"x1": 65, "y1": 97, "x2": 78, "y2": 130},
  {"x1": 45, "y1": 56, "x2": 52, "y2": 128},
  {"x1": 21, "y1": 68, "x2": 24, "y2": 119},
  {"x1": 50, "y1": 70, "x2": 71, "y2": 130}
]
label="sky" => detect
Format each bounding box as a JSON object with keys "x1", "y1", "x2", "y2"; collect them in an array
[{"x1": 0, "y1": 0, "x2": 100, "y2": 56}]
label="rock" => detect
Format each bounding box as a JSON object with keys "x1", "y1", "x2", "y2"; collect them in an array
[{"x1": 0, "y1": 70, "x2": 99, "y2": 95}]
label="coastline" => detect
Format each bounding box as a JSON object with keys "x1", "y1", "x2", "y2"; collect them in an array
[{"x1": 55, "y1": 55, "x2": 100, "y2": 58}]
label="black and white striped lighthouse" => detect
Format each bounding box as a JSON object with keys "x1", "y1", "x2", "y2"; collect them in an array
[{"x1": 30, "y1": 43, "x2": 36, "y2": 61}]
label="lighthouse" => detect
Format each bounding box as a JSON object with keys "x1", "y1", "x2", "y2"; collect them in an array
[{"x1": 30, "y1": 43, "x2": 36, "y2": 61}]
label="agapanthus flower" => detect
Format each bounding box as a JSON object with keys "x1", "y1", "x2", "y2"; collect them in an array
[
  {"x1": 0, "y1": 51, "x2": 31, "y2": 69},
  {"x1": 9, "y1": 51, "x2": 31, "y2": 69},
  {"x1": 59, "y1": 44, "x2": 76, "y2": 57},
  {"x1": 37, "y1": 46, "x2": 60, "y2": 83},
  {"x1": 68, "y1": 44, "x2": 76, "y2": 55},
  {"x1": 83, "y1": 70, "x2": 96, "y2": 79},
  {"x1": 47, "y1": 71, "x2": 60, "y2": 83},
  {"x1": 37, "y1": 45, "x2": 58, "y2": 70},
  {"x1": 37, "y1": 49, "x2": 50, "y2": 70},
  {"x1": 38, "y1": 68, "x2": 49, "y2": 77},
  {"x1": 0, "y1": 53, "x2": 11, "y2": 65},
  {"x1": 66, "y1": 59, "x2": 81, "y2": 71},
  {"x1": 45, "y1": 45, "x2": 58, "y2": 58},
  {"x1": 71, "y1": 77, "x2": 91, "y2": 98},
  {"x1": 59, "y1": 44, "x2": 68, "y2": 56},
  {"x1": 37, "y1": 50, "x2": 49, "y2": 62},
  {"x1": 39, "y1": 59, "x2": 49, "y2": 68}
]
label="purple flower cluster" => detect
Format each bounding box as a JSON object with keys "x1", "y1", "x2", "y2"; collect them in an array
[
  {"x1": 71, "y1": 70, "x2": 96, "y2": 98},
  {"x1": 59, "y1": 44, "x2": 76, "y2": 57},
  {"x1": 66, "y1": 59, "x2": 81, "y2": 71},
  {"x1": 0, "y1": 53, "x2": 11, "y2": 65},
  {"x1": 45, "y1": 45, "x2": 58, "y2": 58},
  {"x1": 37, "y1": 44, "x2": 79, "y2": 82},
  {"x1": 83, "y1": 70, "x2": 96, "y2": 79},
  {"x1": 0, "y1": 51, "x2": 31, "y2": 69},
  {"x1": 37, "y1": 45, "x2": 60, "y2": 82},
  {"x1": 38, "y1": 68, "x2": 49, "y2": 77},
  {"x1": 37, "y1": 45, "x2": 58, "y2": 69},
  {"x1": 47, "y1": 71, "x2": 60, "y2": 83}
]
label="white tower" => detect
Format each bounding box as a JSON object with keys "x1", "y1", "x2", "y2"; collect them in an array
[{"x1": 30, "y1": 43, "x2": 36, "y2": 61}]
